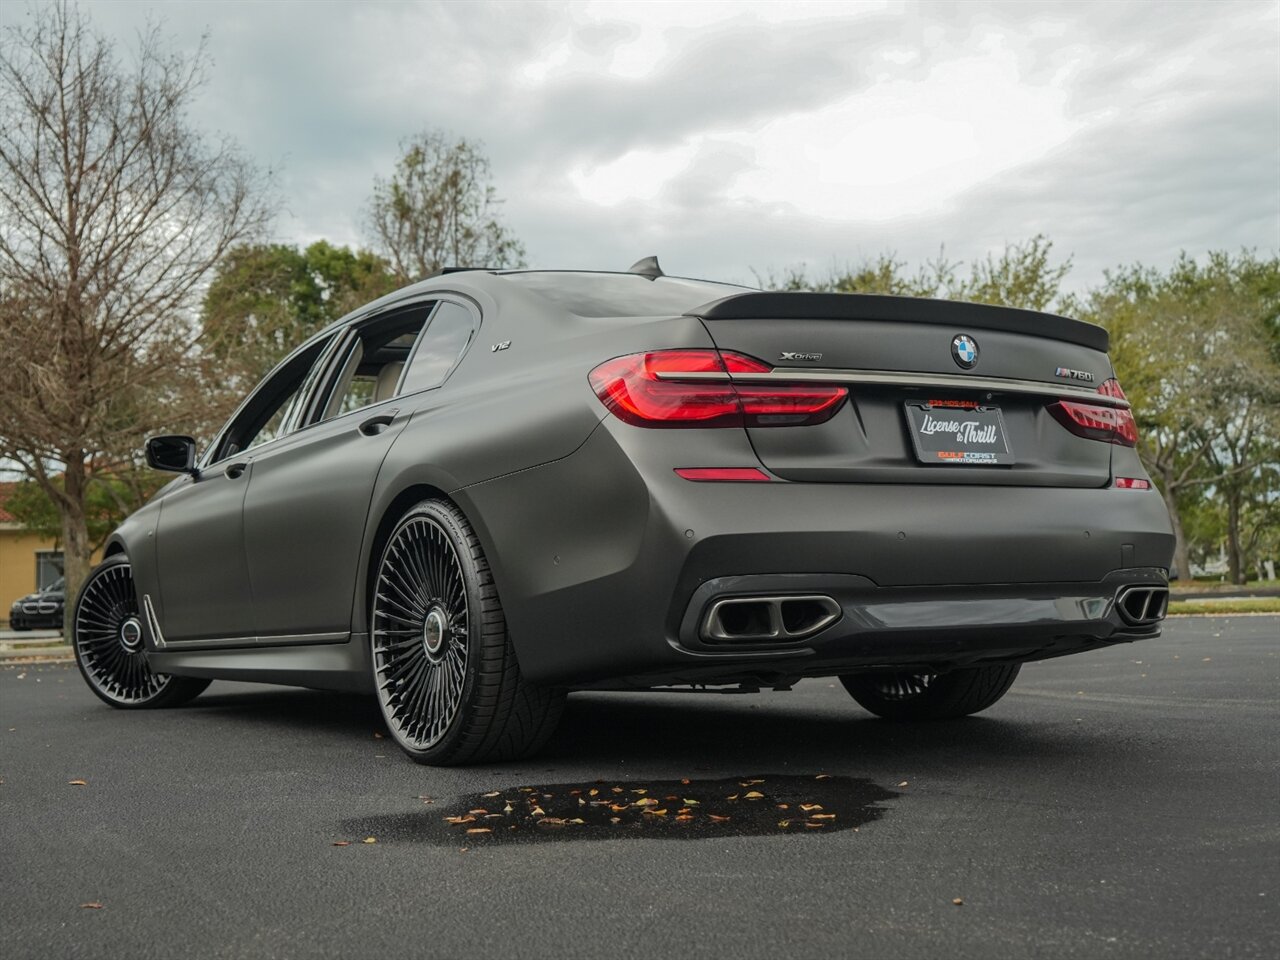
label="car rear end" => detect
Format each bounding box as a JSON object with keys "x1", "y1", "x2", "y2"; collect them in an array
[{"x1": 464, "y1": 281, "x2": 1175, "y2": 689}]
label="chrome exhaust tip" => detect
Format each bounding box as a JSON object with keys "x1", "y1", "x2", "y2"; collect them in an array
[
  {"x1": 1115, "y1": 585, "x2": 1169, "y2": 625},
  {"x1": 701, "y1": 595, "x2": 842, "y2": 645}
]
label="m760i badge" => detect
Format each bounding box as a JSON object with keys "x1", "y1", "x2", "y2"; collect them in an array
[{"x1": 1054, "y1": 366, "x2": 1094, "y2": 382}]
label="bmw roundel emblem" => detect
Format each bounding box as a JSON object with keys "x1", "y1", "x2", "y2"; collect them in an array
[{"x1": 951, "y1": 334, "x2": 979, "y2": 369}]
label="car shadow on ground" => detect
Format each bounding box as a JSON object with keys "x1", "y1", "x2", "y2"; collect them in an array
[{"x1": 183, "y1": 683, "x2": 1112, "y2": 773}]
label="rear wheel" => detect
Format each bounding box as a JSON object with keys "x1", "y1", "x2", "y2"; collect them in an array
[
  {"x1": 73, "y1": 556, "x2": 209, "y2": 709},
  {"x1": 371, "y1": 499, "x2": 564, "y2": 765},
  {"x1": 840, "y1": 664, "x2": 1020, "y2": 721}
]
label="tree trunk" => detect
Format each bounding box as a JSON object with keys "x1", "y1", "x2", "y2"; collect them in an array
[
  {"x1": 59, "y1": 456, "x2": 93, "y2": 644},
  {"x1": 1155, "y1": 469, "x2": 1191, "y2": 580},
  {"x1": 1225, "y1": 488, "x2": 1245, "y2": 585}
]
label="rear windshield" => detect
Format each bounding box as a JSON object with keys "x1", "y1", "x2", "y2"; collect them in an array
[{"x1": 501, "y1": 271, "x2": 750, "y2": 318}]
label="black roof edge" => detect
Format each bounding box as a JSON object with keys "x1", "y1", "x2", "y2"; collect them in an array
[{"x1": 685, "y1": 291, "x2": 1108, "y2": 352}]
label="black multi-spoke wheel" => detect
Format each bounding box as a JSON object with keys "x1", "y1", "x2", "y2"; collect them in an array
[
  {"x1": 73, "y1": 556, "x2": 209, "y2": 709},
  {"x1": 840, "y1": 664, "x2": 1020, "y2": 721},
  {"x1": 371, "y1": 499, "x2": 564, "y2": 765}
]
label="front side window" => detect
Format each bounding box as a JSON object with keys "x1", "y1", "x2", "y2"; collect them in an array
[{"x1": 212, "y1": 335, "x2": 336, "y2": 462}]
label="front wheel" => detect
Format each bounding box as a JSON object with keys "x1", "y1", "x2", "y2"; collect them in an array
[
  {"x1": 371, "y1": 499, "x2": 564, "y2": 765},
  {"x1": 72, "y1": 556, "x2": 209, "y2": 709},
  {"x1": 840, "y1": 664, "x2": 1020, "y2": 721}
]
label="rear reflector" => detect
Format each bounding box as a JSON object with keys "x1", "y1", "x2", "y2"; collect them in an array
[
  {"x1": 675, "y1": 467, "x2": 772, "y2": 482},
  {"x1": 1048, "y1": 378, "x2": 1138, "y2": 447},
  {"x1": 1114, "y1": 477, "x2": 1151, "y2": 490},
  {"x1": 590, "y1": 350, "x2": 847, "y2": 428}
]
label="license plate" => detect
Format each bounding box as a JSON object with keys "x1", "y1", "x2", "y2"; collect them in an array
[{"x1": 904, "y1": 401, "x2": 1014, "y2": 466}]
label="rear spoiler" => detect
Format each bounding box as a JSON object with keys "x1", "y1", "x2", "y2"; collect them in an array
[{"x1": 685, "y1": 292, "x2": 1108, "y2": 353}]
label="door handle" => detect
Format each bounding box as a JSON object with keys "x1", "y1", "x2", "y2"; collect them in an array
[
  {"x1": 223, "y1": 462, "x2": 248, "y2": 480},
  {"x1": 358, "y1": 408, "x2": 399, "y2": 437}
]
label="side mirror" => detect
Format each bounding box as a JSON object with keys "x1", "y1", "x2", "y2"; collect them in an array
[{"x1": 145, "y1": 435, "x2": 199, "y2": 476}]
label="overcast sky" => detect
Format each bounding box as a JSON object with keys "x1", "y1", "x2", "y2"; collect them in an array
[{"x1": 73, "y1": 0, "x2": 1280, "y2": 291}]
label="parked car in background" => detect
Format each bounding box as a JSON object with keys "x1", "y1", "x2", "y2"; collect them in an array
[
  {"x1": 70, "y1": 263, "x2": 1174, "y2": 765},
  {"x1": 9, "y1": 577, "x2": 65, "y2": 630}
]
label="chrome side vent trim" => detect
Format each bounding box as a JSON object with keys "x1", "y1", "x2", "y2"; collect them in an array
[
  {"x1": 142, "y1": 594, "x2": 167, "y2": 649},
  {"x1": 701, "y1": 595, "x2": 842, "y2": 645},
  {"x1": 1115, "y1": 586, "x2": 1169, "y2": 625}
]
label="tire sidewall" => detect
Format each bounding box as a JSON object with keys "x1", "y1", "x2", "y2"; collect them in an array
[{"x1": 371, "y1": 500, "x2": 488, "y2": 764}]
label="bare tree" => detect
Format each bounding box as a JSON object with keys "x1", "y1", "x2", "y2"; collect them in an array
[
  {"x1": 0, "y1": 2, "x2": 272, "y2": 631},
  {"x1": 366, "y1": 129, "x2": 525, "y2": 281}
]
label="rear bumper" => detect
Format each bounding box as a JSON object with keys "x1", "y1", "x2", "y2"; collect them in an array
[{"x1": 460, "y1": 422, "x2": 1176, "y2": 687}]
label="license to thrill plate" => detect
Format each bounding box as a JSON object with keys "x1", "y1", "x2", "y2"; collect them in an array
[{"x1": 904, "y1": 401, "x2": 1014, "y2": 466}]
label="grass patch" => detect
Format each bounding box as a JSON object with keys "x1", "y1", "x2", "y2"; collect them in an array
[{"x1": 1168, "y1": 597, "x2": 1280, "y2": 616}]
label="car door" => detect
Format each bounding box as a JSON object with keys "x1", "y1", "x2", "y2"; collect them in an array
[
  {"x1": 239, "y1": 298, "x2": 477, "y2": 640},
  {"x1": 152, "y1": 335, "x2": 337, "y2": 642}
]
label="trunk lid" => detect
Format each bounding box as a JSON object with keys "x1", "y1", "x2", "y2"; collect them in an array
[{"x1": 687, "y1": 293, "x2": 1118, "y2": 487}]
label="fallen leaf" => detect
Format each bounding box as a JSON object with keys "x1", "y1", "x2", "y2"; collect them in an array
[
  {"x1": 799, "y1": 803, "x2": 823, "y2": 812},
  {"x1": 610, "y1": 817, "x2": 621, "y2": 824},
  {"x1": 804, "y1": 821, "x2": 826, "y2": 829},
  {"x1": 644, "y1": 808, "x2": 669, "y2": 816},
  {"x1": 634, "y1": 797, "x2": 659, "y2": 807},
  {"x1": 589, "y1": 788, "x2": 599, "y2": 796},
  {"x1": 676, "y1": 814, "x2": 694, "y2": 822},
  {"x1": 362, "y1": 837, "x2": 377, "y2": 844},
  {"x1": 777, "y1": 820, "x2": 791, "y2": 828},
  {"x1": 568, "y1": 818, "x2": 585, "y2": 825},
  {"x1": 610, "y1": 803, "x2": 629, "y2": 813},
  {"x1": 79, "y1": 902, "x2": 104, "y2": 910},
  {"x1": 537, "y1": 818, "x2": 567, "y2": 827},
  {"x1": 519, "y1": 787, "x2": 535, "y2": 792},
  {"x1": 815, "y1": 774, "x2": 831, "y2": 780},
  {"x1": 680, "y1": 778, "x2": 691, "y2": 785},
  {"x1": 465, "y1": 828, "x2": 491, "y2": 835},
  {"x1": 811, "y1": 814, "x2": 836, "y2": 820},
  {"x1": 741, "y1": 779, "x2": 765, "y2": 786},
  {"x1": 467, "y1": 808, "x2": 488, "y2": 815},
  {"x1": 744, "y1": 791, "x2": 765, "y2": 799},
  {"x1": 612, "y1": 787, "x2": 624, "y2": 794},
  {"x1": 678, "y1": 807, "x2": 692, "y2": 815},
  {"x1": 373, "y1": 732, "x2": 384, "y2": 739},
  {"x1": 708, "y1": 814, "x2": 731, "y2": 823},
  {"x1": 482, "y1": 791, "x2": 500, "y2": 798},
  {"x1": 569, "y1": 789, "x2": 581, "y2": 795},
  {"x1": 484, "y1": 814, "x2": 503, "y2": 819},
  {"x1": 777, "y1": 804, "x2": 790, "y2": 810},
  {"x1": 530, "y1": 806, "x2": 545, "y2": 816},
  {"x1": 682, "y1": 798, "x2": 700, "y2": 806},
  {"x1": 444, "y1": 816, "x2": 476, "y2": 825},
  {"x1": 503, "y1": 803, "x2": 513, "y2": 814},
  {"x1": 897, "y1": 781, "x2": 909, "y2": 787},
  {"x1": 952, "y1": 898, "x2": 964, "y2": 906},
  {"x1": 726, "y1": 794, "x2": 739, "y2": 801},
  {"x1": 578, "y1": 797, "x2": 586, "y2": 806},
  {"x1": 68, "y1": 779, "x2": 87, "y2": 786},
  {"x1": 632, "y1": 788, "x2": 648, "y2": 795}
]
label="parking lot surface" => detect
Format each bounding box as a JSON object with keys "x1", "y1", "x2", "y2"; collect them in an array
[{"x1": 1, "y1": 616, "x2": 1276, "y2": 959}]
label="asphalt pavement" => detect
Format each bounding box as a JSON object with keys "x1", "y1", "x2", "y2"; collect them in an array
[{"x1": 1, "y1": 616, "x2": 1276, "y2": 959}]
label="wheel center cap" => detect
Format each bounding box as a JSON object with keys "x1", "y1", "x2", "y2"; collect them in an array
[
  {"x1": 119, "y1": 617, "x2": 143, "y2": 653},
  {"x1": 423, "y1": 608, "x2": 448, "y2": 662}
]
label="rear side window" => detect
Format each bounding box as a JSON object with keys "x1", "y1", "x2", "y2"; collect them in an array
[{"x1": 400, "y1": 301, "x2": 477, "y2": 394}]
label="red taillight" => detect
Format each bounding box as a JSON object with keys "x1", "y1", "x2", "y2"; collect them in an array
[
  {"x1": 1048, "y1": 378, "x2": 1137, "y2": 447},
  {"x1": 1114, "y1": 477, "x2": 1151, "y2": 490},
  {"x1": 589, "y1": 350, "x2": 847, "y2": 428}
]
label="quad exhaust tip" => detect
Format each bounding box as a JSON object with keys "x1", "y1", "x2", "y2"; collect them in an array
[
  {"x1": 701, "y1": 595, "x2": 842, "y2": 645},
  {"x1": 1115, "y1": 585, "x2": 1169, "y2": 625}
]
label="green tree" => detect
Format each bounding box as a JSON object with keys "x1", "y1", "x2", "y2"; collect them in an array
[
  {"x1": 1082, "y1": 251, "x2": 1280, "y2": 581},
  {"x1": 366, "y1": 130, "x2": 526, "y2": 282},
  {"x1": 201, "y1": 240, "x2": 398, "y2": 395},
  {"x1": 5, "y1": 470, "x2": 168, "y2": 556}
]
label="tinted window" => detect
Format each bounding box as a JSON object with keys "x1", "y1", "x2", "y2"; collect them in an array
[
  {"x1": 316, "y1": 314, "x2": 431, "y2": 422},
  {"x1": 400, "y1": 301, "x2": 476, "y2": 393},
  {"x1": 501, "y1": 272, "x2": 749, "y2": 317}
]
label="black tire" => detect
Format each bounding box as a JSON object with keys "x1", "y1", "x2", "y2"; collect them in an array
[
  {"x1": 11, "y1": 623, "x2": 30, "y2": 631},
  {"x1": 72, "y1": 555, "x2": 210, "y2": 709},
  {"x1": 370, "y1": 499, "x2": 565, "y2": 765},
  {"x1": 840, "y1": 664, "x2": 1020, "y2": 721}
]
